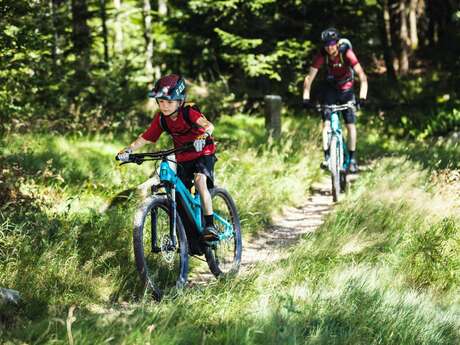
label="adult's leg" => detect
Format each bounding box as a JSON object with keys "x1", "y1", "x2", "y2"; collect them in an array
[
  {"x1": 340, "y1": 89, "x2": 358, "y2": 172},
  {"x1": 346, "y1": 123, "x2": 357, "y2": 152},
  {"x1": 339, "y1": 89, "x2": 357, "y2": 154}
]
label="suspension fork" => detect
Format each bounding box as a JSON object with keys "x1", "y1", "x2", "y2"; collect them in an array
[
  {"x1": 150, "y1": 184, "x2": 178, "y2": 253},
  {"x1": 151, "y1": 207, "x2": 160, "y2": 253},
  {"x1": 169, "y1": 186, "x2": 178, "y2": 247}
]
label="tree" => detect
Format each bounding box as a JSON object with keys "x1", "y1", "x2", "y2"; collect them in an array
[
  {"x1": 113, "y1": 0, "x2": 123, "y2": 54},
  {"x1": 142, "y1": 0, "x2": 154, "y2": 79},
  {"x1": 71, "y1": 0, "x2": 91, "y2": 83},
  {"x1": 379, "y1": 0, "x2": 398, "y2": 81},
  {"x1": 99, "y1": 0, "x2": 109, "y2": 64}
]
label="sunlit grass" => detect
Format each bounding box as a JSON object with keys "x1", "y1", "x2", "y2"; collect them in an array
[
  {"x1": 0, "y1": 114, "x2": 322, "y2": 328},
  {"x1": 2, "y1": 116, "x2": 460, "y2": 344}
]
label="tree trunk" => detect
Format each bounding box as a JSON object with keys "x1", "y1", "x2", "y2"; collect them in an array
[
  {"x1": 71, "y1": 0, "x2": 91, "y2": 82},
  {"x1": 114, "y1": 0, "x2": 124, "y2": 54},
  {"x1": 154, "y1": 0, "x2": 168, "y2": 79},
  {"x1": 50, "y1": 0, "x2": 65, "y2": 67},
  {"x1": 50, "y1": 0, "x2": 58, "y2": 65},
  {"x1": 408, "y1": 0, "x2": 419, "y2": 49},
  {"x1": 399, "y1": 0, "x2": 410, "y2": 75},
  {"x1": 426, "y1": 0, "x2": 437, "y2": 47},
  {"x1": 99, "y1": 0, "x2": 109, "y2": 64},
  {"x1": 379, "y1": 0, "x2": 398, "y2": 81},
  {"x1": 388, "y1": 0, "x2": 400, "y2": 72},
  {"x1": 142, "y1": 0, "x2": 154, "y2": 79}
]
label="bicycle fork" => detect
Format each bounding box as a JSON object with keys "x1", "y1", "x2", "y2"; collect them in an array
[{"x1": 150, "y1": 186, "x2": 178, "y2": 254}]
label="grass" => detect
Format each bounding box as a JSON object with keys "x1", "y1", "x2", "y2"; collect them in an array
[
  {"x1": 1, "y1": 113, "x2": 460, "y2": 344},
  {"x1": 0, "y1": 114, "x2": 321, "y2": 325}
]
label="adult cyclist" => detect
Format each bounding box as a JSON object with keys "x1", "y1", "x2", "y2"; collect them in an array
[{"x1": 302, "y1": 28, "x2": 368, "y2": 173}]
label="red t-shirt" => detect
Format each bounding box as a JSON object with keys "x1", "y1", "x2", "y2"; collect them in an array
[
  {"x1": 312, "y1": 49, "x2": 359, "y2": 90},
  {"x1": 141, "y1": 107, "x2": 216, "y2": 162}
]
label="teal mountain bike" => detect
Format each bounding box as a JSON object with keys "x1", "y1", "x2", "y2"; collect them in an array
[
  {"x1": 117, "y1": 143, "x2": 242, "y2": 300},
  {"x1": 318, "y1": 101, "x2": 356, "y2": 202}
]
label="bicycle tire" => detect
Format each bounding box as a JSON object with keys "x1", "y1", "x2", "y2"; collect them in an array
[
  {"x1": 330, "y1": 135, "x2": 341, "y2": 202},
  {"x1": 205, "y1": 187, "x2": 242, "y2": 277},
  {"x1": 133, "y1": 196, "x2": 188, "y2": 301}
]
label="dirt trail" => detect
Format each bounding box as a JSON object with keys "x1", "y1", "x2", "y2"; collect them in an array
[
  {"x1": 240, "y1": 178, "x2": 333, "y2": 268},
  {"x1": 191, "y1": 176, "x2": 334, "y2": 282}
]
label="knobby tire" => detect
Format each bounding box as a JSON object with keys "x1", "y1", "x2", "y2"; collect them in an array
[
  {"x1": 205, "y1": 187, "x2": 242, "y2": 277},
  {"x1": 133, "y1": 196, "x2": 188, "y2": 301}
]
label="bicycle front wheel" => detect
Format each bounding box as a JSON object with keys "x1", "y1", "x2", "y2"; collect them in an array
[
  {"x1": 205, "y1": 187, "x2": 242, "y2": 277},
  {"x1": 133, "y1": 196, "x2": 188, "y2": 301},
  {"x1": 330, "y1": 135, "x2": 342, "y2": 202}
]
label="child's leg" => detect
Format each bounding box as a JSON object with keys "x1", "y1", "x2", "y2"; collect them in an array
[{"x1": 194, "y1": 173, "x2": 213, "y2": 216}]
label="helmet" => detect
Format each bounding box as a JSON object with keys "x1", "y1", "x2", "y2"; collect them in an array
[
  {"x1": 149, "y1": 74, "x2": 186, "y2": 101},
  {"x1": 321, "y1": 28, "x2": 340, "y2": 44}
]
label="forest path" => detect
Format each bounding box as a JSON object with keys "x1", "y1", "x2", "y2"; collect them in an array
[{"x1": 190, "y1": 174, "x2": 343, "y2": 283}]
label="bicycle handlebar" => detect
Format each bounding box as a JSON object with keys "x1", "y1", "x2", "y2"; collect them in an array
[
  {"x1": 316, "y1": 101, "x2": 357, "y2": 112},
  {"x1": 115, "y1": 138, "x2": 213, "y2": 165}
]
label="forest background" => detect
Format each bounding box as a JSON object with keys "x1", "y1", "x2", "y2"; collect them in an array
[{"x1": 1, "y1": 0, "x2": 459, "y2": 137}]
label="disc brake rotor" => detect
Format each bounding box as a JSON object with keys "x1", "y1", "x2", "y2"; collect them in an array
[{"x1": 160, "y1": 234, "x2": 176, "y2": 267}]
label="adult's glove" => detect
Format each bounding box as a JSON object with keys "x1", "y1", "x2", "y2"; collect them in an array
[
  {"x1": 117, "y1": 148, "x2": 132, "y2": 162},
  {"x1": 357, "y1": 98, "x2": 366, "y2": 110},
  {"x1": 193, "y1": 134, "x2": 208, "y2": 152},
  {"x1": 302, "y1": 99, "x2": 312, "y2": 109}
]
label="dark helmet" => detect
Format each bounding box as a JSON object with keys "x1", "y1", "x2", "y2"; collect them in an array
[
  {"x1": 321, "y1": 28, "x2": 340, "y2": 43},
  {"x1": 148, "y1": 74, "x2": 186, "y2": 101}
]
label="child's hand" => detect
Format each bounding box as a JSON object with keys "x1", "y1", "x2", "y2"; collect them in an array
[
  {"x1": 193, "y1": 135, "x2": 207, "y2": 152},
  {"x1": 117, "y1": 148, "x2": 132, "y2": 162}
]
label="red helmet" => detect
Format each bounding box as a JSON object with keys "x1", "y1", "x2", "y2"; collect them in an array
[{"x1": 148, "y1": 74, "x2": 186, "y2": 101}]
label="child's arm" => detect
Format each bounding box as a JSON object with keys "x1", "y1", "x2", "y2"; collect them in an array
[
  {"x1": 118, "y1": 135, "x2": 149, "y2": 155},
  {"x1": 195, "y1": 117, "x2": 214, "y2": 136}
]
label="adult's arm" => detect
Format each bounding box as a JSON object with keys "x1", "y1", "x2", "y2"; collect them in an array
[
  {"x1": 353, "y1": 63, "x2": 368, "y2": 99},
  {"x1": 303, "y1": 67, "x2": 319, "y2": 100}
]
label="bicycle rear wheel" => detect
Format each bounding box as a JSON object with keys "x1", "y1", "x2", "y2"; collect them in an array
[
  {"x1": 133, "y1": 196, "x2": 188, "y2": 301},
  {"x1": 205, "y1": 187, "x2": 242, "y2": 277},
  {"x1": 330, "y1": 136, "x2": 342, "y2": 202}
]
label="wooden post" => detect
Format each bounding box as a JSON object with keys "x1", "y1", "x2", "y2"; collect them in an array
[{"x1": 264, "y1": 95, "x2": 282, "y2": 139}]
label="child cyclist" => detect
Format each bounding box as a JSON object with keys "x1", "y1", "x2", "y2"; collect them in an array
[{"x1": 117, "y1": 74, "x2": 218, "y2": 242}]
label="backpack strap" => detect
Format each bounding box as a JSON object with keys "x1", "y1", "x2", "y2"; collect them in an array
[
  {"x1": 182, "y1": 104, "x2": 201, "y2": 129},
  {"x1": 159, "y1": 113, "x2": 170, "y2": 134}
]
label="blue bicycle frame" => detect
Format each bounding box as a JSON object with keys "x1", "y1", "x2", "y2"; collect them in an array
[
  {"x1": 158, "y1": 160, "x2": 234, "y2": 242},
  {"x1": 330, "y1": 111, "x2": 350, "y2": 172}
]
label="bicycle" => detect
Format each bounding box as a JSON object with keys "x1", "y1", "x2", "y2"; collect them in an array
[
  {"x1": 317, "y1": 101, "x2": 356, "y2": 202},
  {"x1": 116, "y1": 143, "x2": 242, "y2": 301}
]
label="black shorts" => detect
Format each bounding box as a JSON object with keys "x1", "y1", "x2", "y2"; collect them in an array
[
  {"x1": 177, "y1": 154, "x2": 217, "y2": 190},
  {"x1": 322, "y1": 86, "x2": 356, "y2": 124}
]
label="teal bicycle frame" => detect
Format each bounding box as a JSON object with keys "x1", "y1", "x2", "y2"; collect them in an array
[
  {"x1": 157, "y1": 158, "x2": 234, "y2": 242},
  {"x1": 330, "y1": 109, "x2": 350, "y2": 172}
]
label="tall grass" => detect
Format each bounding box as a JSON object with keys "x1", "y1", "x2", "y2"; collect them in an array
[
  {"x1": 2, "y1": 115, "x2": 460, "y2": 344},
  {"x1": 0, "y1": 114, "x2": 321, "y2": 325},
  {"x1": 47, "y1": 157, "x2": 457, "y2": 345}
]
